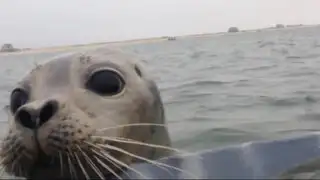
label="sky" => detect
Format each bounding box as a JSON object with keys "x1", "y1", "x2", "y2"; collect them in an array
[{"x1": 0, "y1": 0, "x2": 320, "y2": 48}]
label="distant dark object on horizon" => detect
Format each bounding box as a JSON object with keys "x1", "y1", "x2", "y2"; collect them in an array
[
  {"x1": 287, "y1": 24, "x2": 304, "y2": 28},
  {"x1": 275, "y1": 24, "x2": 285, "y2": 28},
  {"x1": 228, "y1": 27, "x2": 240, "y2": 33},
  {"x1": 167, "y1": 37, "x2": 176, "y2": 41},
  {"x1": 0, "y1": 43, "x2": 20, "y2": 53}
]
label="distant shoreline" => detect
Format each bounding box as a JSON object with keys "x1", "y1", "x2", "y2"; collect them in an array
[
  {"x1": 1, "y1": 24, "x2": 319, "y2": 56},
  {"x1": 0, "y1": 36, "x2": 169, "y2": 56}
]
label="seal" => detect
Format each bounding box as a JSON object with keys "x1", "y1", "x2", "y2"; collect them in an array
[{"x1": 0, "y1": 48, "x2": 174, "y2": 179}]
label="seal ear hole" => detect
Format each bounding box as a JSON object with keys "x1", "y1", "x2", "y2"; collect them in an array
[
  {"x1": 134, "y1": 65, "x2": 142, "y2": 77},
  {"x1": 86, "y1": 69, "x2": 125, "y2": 96},
  {"x1": 10, "y1": 88, "x2": 29, "y2": 114}
]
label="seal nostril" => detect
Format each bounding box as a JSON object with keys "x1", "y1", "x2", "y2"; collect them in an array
[
  {"x1": 39, "y1": 100, "x2": 58, "y2": 127},
  {"x1": 16, "y1": 109, "x2": 36, "y2": 129}
]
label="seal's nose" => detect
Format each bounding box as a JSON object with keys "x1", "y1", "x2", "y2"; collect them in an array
[{"x1": 15, "y1": 100, "x2": 58, "y2": 129}]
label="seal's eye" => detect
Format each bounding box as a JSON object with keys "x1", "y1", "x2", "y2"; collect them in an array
[
  {"x1": 86, "y1": 69, "x2": 125, "y2": 96},
  {"x1": 10, "y1": 89, "x2": 29, "y2": 114}
]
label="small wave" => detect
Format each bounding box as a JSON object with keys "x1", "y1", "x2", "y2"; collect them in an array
[
  {"x1": 208, "y1": 54, "x2": 218, "y2": 57},
  {"x1": 163, "y1": 79, "x2": 230, "y2": 91},
  {"x1": 164, "y1": 92, "x2": 203, "y2": 103},
  {"x1": 198, "y1": 64, "x2": 222, "y2": 71},
  {"x1": 165, "y1": 92, "x2": 213, "y2": 105},
  {"x1": 302, "y1": 54, "x2": 320, "y2": 59},
  {"x1": 242, "y1": 64, "x2": 277, "y2": 72},
  {"x1": 287, "y1": 54, "x2": 320, "y2": 59},
  {"x1": 192, "y1": 80, "x2": 229, "y2": 86},
  {"x1": 272, "y1": 99, "x2": 300, "y2": 106},
  {"x1": 305, "y1": 95, "x2": 317, "y2": 103},
  {"x1": 179, "y1": 92, "x2": 213, "y2": 99},
  {"x1": 275, "y1": 129, "x2": 320, "y2": 133},
  {"x1": 280, "y1": 71, "x2": 319, "y2": 77},
  {"x1": 258, "y1": 41, "x2": 275, "y2": 48},
  {"x1": 271, "y1": 47, "x2": 289, "y2": 55},
  {"x1": 260, "y1": 96, "x2": 317, "y2": 107},
  {"x1": 190, "y1": 51, "x2": 206, "y2": 59},
  {"x1": 286, "y1": 56, "x2": 301, "y2": 59},
  {"x1": 200, "y1": 127, "x2": 255, "y2": 135},
  {"x1": 183, "y1": 115, "x2": 219, "y2": 122},
  {"x1": 296, "y1": 113, "x2": 320, "y2": 121}
]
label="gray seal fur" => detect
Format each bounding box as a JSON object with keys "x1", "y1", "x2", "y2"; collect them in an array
[{"x1": 0, "y1": 48, "x2": 172, "y2": 179}]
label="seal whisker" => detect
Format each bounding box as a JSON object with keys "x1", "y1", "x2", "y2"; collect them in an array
[
  {"x1": 0, "y1": 154, "x2": 10, "y2": 166},
  {"x1": 89, "y1": 145, "x2": 147, "y2": 179},
  {"x1": 91, "y1": 147, "x2": 131, "y2": 178},
  {"x1": 66, "y1": 154, "x2": 73, "y2": 179},
  {"x1": 74, "y1": 151, "x2": 90, "y2": 179},
  {"x1": 95, "y1": 142, "x2": 175, "y2": 177},
  {"x1": 0, "y1": 166, "x2": 5, "y2": 178},
  {"x1": 1, "y1": 145, "x2": 31, "y2": 177},
  {"x1": 66, "y1": 151, "x2": 76, "y2": 180},
  {"x1": 9, "y1": 153, "x2": 24, "y2": 176},
  {"x1": 0, "y1": 141, "x2": 21, "y2": 158},
  {"x1": 76, "y1": 145, "x2": 105, "y2": 180},
  {"x1": 58, "y1": 151, "x2": 64, "y2": 178},
  {"x1": 93, "y1": 155, "x2": 123, "y2": 180},
  {"x1": 84, "y1": 143, "x2": 129, "y2": 177},
  {"x1": 92, "y1": 135, "x2": 201, "y2": 159},
  {"x1": 69, "y1": 148, "x2": 80, "y2": 180},
  {"x1": 18, "y1": 165, "x2": 22, "y2": 177},
  {"x1": 0, "y1": 156, "x2": 11, "y2": 177},
  {"x1": 95, "y1": 142, "x2": 198, "y2": 179},
  {"x1": 88, "y1": 141, "x2": 160, "y2": 179},
  {"x1": 97, "y1": 123, "x2": 168, "y2": 132}
]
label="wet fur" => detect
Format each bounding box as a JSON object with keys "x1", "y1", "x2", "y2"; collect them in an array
[{"x1": 0, "y1": 48, "x2": 173, "y2": 179}]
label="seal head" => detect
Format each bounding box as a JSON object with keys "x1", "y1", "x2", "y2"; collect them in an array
[{"x1": 0, "y1": 48, "x2": 172, "y2": 179}]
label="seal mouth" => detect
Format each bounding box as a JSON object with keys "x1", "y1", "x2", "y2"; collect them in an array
[
  {"x1": 32, "y1": 127, "x2": 59, "y2": 168},
  {"x1": 28, "y1": 142, "x2": 118, "y2": 179},
  {"x1": 34, "y1": 151, "x2": 58, "y2": 168},
  {"x1": 25, "y1": 127, "x2": 120, "y2": 179},
  {"x1": 28, "y1": 151, "x2": 117, "y2": 179},
  {"x1": 28, "y1": 147, "x2": 63, "y2": 178}
]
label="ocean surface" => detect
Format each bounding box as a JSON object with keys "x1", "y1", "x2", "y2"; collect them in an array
[{"x1": 1, "y1": 26, "x2": 320, "y2": 155}]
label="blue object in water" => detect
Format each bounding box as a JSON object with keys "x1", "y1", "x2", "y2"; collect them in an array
[{"x1": 121, "y1": 133, "x2": 320, "y2": 179}]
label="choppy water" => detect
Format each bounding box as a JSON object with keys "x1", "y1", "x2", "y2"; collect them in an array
[{"x1": 2, "y1": 26, "x2": 320, "y2": 154}]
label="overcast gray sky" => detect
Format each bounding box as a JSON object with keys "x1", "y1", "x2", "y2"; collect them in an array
[{"x1": 0, "y1": 0, "x2": 319, "y2": 48}]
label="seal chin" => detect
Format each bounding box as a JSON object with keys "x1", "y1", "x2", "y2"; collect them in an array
[
  {"x1": 28, "y1": 152, "x2": 117, "y2": 179},
  {"x1": 24, "y1": 128, "x2": 119, "y2": 179},
  {"x1": 33, "y1": 150, "x2": 58, "y2": 168},
  {"x1": 28, "y1": 154, "x2": 61, "y2": 178}
]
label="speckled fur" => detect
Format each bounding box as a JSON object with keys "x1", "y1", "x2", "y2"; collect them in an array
[{"x1": 0, "y1": 48, "x2": 172, "y2": 179}]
